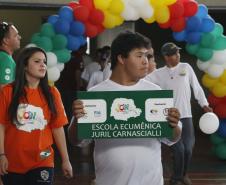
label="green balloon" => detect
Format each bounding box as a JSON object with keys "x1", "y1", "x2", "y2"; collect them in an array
[
  {"x1": 211, "y1": 23, "x2": 224, "y2": 37},
  {"x1": 53, "y1": 49, "x2": 71, "y2": 63},
  {"x1": 31, "y1": 33, "x2": 41, "y2": 43},
  {"x1": 40, "y1": 23, "x2": 55, "y2": 38},
  {"x1": 212, "y1": 35, "x2": 226, "y2": 50},
  {"x1": 215, "y1": 143, "x2": 226, "y2": 160},
  {"x1": 52, "y1": 34, "x2": 67, "y2": 50},
  {"x1": 185, "y1": 43, "x2": 200, "y2": 55},
  {"x1": 210, "y1": 133, "x2": 226, "y2": 145},
  {"x1": 35, "y1": 36, "x2": 53, "y2": 52},
  {"x1": 201, "y1": 33, "x2": 216, "y2": 48},
  {"x1": 196, "y1": 48, "x2": 213, "y2": 61}
]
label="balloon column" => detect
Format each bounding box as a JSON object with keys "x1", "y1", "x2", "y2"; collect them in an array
[{"x1": 26, "y1": 0, "x2": 226, "y2": 159}]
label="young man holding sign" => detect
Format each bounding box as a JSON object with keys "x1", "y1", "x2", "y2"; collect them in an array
[{"x1": 68, "y1": 31, "x2": 182, "y2": 185}]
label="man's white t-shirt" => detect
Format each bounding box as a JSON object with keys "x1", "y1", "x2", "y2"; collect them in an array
[
  {"x1": 145, "y1": 63, "x2": 208, "y2": 118},
  {"x1": 88, "y1": 79, "x2": 179, "y2": 185}
]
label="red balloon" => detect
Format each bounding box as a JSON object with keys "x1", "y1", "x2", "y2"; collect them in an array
[
  {"x1": 73, "y1": 5, "x2": 90, "y2": 22},
  {"x1": 208, "y1": 94, "x2": 224, "y2": 108},
  {"x1": 158, "y1": 21, "x2": 171, "y2": 29},
  {"x1": 171, "y1": 17, "x2": 186, "y2": 32},
  {"x1": 85, "y1": 22, "x2": 98, "y2": 38},
  {"x1": 79, "y1": 0, "x2": 94, "y2": 10},
  {"x1": 96, "y1": 24, "x2": 105, "y2": 34},
  {"x1": 68, "y1": 1, "x2": 80, "y2": 9},
  {"x1": 169, "y1": 1, "x2": 184, "y2": 19},
  {"x1": 89, "y1": 9, "x2": 104, "y2": 25},
  {"x1": 183, "y1": 0, "x2": 198, "y2": 17},
  {"x1": 214, "y1": 103, "x2": 226, "y2": 119}
]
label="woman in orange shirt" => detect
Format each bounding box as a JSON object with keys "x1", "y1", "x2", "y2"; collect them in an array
[{"x1": 0, "y1": 47, "x2": 73, "y2": 185}]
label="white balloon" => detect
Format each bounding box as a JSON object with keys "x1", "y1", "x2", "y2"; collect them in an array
[
  {"x1": 140, "y1": 5, "x2": 154, "y2": 19},
  {"x1": 121, "y1": 5, "x2": 140, "y2": 21},
  {"x1": 197, "y1": 60, "x2": 210, "y2": 71},
  {"x1": 129, "y1": 0, "x2": 146, "y2": 8},
  {"x1": 25, "y1": 43, "x2": 37, "y2": 48},
  {"x1": 211, "y1": 49, "x2": 226, "y2": 65},
  {"x1": 56, "y1": 63, "x2": 65, "y2": 72},
  {"x1": 47, "y1": 66, "x2": 60, "y2": 82},
  {"x1": 206, "y1": 64, "x2": 224, "y2": 78},
  {"x1": 46, "y1": 52, "x2": 57, "y2": 67},
  {"x1": 199, "y1": 112, "x2": 219, "y2": 134}
]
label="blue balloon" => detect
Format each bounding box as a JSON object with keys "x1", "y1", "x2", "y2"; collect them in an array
[
  {"x1": 200, "y1": 17, "x2": 215, "y2": 33},
  {"x1": 67, "y1": 35, "x2": 81, "y2": 51},
  {"x1": 186, "y1": 16, "x2": 201, "y2": 32},
  {"x1": 70, "y1": 21, "x2": 85, "y2": 36},
  {"x1": 59, "y1": 6, "x2": 74, "y2": 22},
  {"x1": 196, "y1": 4, "x2": 208, "y2": 19},
  {"x1": 173, "y1": 30, "x2": 187, "y2": 42},
  {"x1": 217, "y1": 119, "x2": 226, "y2": 137},
  {"x1": 78, "y1": 36, "x2": 87, "y2": 46},
  {"x1": 47, "y1": 15, "x2": 59, "y2": 25},
  {"x1": 186, "y1": 32, "x2": 202, "y2": 44},
  {"x1": 54, "y1": 18, "x2": 70, "y2": 35}
]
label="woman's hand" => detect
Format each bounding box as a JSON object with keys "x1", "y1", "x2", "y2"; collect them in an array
[
  {"x1": 62, "y1": 160, "x2": 73, "y2": 179},
  {"x1": 0, "y1": 155, "x2": 8, "y2": 175}
]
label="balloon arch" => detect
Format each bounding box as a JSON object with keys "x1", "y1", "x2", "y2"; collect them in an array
[{"x1": 29, "y1": 0, "x2": 226, "y2": 160}]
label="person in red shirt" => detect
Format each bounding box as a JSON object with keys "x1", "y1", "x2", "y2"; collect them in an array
[{"x1": 0, "y1": 46, "x2": 73, "y2": 185}]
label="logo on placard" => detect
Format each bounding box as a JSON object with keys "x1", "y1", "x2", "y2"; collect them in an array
[
  {"x1": 94, "y1": 110, "x2": 101, "y2": 117},
  {"x1": 111, "y1": 98, "x2": 141, "y2": 121}
]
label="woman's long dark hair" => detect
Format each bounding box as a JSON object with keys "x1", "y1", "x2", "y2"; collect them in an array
[{"x1": 9, "y1": 46, "x2": 57, "y2": 123}]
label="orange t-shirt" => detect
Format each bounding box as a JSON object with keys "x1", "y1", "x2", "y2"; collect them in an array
[{"x1": 0, "y1": 84, "x2": 68, "y2": 173}]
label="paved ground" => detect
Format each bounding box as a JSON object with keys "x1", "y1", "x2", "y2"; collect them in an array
[{"x1": 54, "y1": 130, "x2": 226, "y2": 185}]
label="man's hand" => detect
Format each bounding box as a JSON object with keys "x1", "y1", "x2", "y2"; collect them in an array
[
  {"x1": 72, "y1": 100, "x2": 85, "y2": 119},
  {"x1": 166, "y1": 108, "x2": 180, "y2": 128},
  {"x1": 203, "y1": 105, "x2": 213, "y2": 113}
]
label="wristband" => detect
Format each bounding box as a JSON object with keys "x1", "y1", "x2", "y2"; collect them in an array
[{"x1": 0, "y1": 153, "x2": 5, "y2": 157}]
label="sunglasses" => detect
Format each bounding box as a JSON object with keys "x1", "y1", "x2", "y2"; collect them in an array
[{"x1": 0, "y1": 22, "x2": 10, "y2": 40}]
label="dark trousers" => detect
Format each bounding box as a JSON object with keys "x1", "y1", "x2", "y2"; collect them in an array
[
  {"x1": 1, "y1": 167, "x2": 54, "y2": 185},
  {"x1": 171, "y1": 118, "x2": 195, "y2": 180}
]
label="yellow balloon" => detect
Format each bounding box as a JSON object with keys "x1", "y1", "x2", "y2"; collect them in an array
[
  {"x1": 164, "y1": 0, "x2": 177, "y2": 5},
  {"x1": 212, "y1": 82, "x2": 226, "y2": 97},
  {"x1": 155, "y1": 6, "x2": 170, "y2": 24},
  {"x1": 94, "y1": 0, "x2": 112, "y2": 10},
  {"x1": 144, "y1": 15, "x2": 155, "y2": 24},
  {"x1": 219, "y1": 70, "x2": 226, "y2": 84},
  {"x1": 150, "y1": 0, "x2": 164, "y2": 7},
  {"x1": 103, "y1": 11, "x2": 117, "y2": 29},
  {"x1": 202, "y1": 73, "x2": 218, "y2": 89},
  {"x1": 109, "y1": 0, "x2": 124, "y2": 15},
  {"x1": 115, "y1": 16, "x2": 124, "y2": 26},
  {"x1": 48, "y1": 81, "x2": 55, "y2": 86}
]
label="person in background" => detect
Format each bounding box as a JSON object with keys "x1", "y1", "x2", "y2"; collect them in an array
[
  {"x1": 87, "y1": 46, "x2": 111, "y2": 90},
  {"x1": 0, "y1": 21, "x2": 21, "y2": 185},
  {"x1": 0, "y1": 21, "x2": 21, "y2": 90},
  {"x1": 56, "y1": 48, "x2": 84, "y2": 120},
  {"x1": 0, "y1": 47, "x2": 73, "y2": 185},
  {"x1": 147, "y1": 47, "x2": 156, "y2": 74},
  {"x1": 68, "y1": 31, "x2": 182, "y2": 185},
  {"x1": 81, "y1": 48, "x2": 102, "y2": 89},
  {"x1": 146, "y1": 42, "x2": 212, "y2": 185}
]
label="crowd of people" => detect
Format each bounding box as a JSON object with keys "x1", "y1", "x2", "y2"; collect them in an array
[{"x1": 0, "y1": 20, "x2": 212, "y2": 185}]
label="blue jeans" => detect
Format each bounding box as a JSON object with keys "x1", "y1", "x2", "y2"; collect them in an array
[{"x1": 171, "y1": 118, "x2": 195, "y2": 181}]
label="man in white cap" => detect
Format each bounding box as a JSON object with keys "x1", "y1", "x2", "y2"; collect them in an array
[{"x1": 146, "y1": 42, "x2": 212, "y2": 185}]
